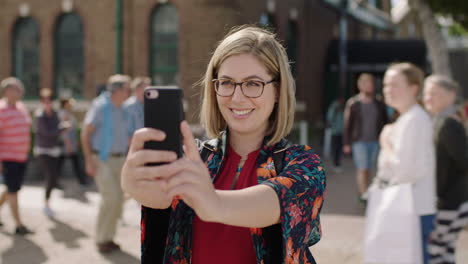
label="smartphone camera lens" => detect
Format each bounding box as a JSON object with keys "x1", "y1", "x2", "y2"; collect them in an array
[{"x1": 145, "y1": 89, "x2": 159, "y2": 99}]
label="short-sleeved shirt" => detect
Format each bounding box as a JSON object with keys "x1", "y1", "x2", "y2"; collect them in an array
[
  {"x1": 123, "y1": 96, "x2": 144, "y2": 136},
  {"x1": 84, "y1": 95, "x2": 129, "y2": 154},
  {"x1": 0, "y1": 99, "x2": 31, "y2": 162}
]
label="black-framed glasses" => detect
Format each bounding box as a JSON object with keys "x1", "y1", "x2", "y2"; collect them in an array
[{"x1": 212, "y1": 78, "x2": 276, "y2": 98}]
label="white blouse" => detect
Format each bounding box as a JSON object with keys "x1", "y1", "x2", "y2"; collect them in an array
[{"x1": 377, "y1": 104, "x2": 436, "y2": 215}]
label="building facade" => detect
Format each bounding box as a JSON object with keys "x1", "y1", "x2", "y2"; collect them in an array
[{"x1": 0, "y1": 0, "x2": 393, "y2": 136}]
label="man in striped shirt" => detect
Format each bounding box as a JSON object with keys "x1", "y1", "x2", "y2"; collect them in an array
[{"x1": 0, "y1": 77, "x2": 33, "y2": 235}]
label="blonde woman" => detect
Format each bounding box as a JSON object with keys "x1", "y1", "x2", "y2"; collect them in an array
[
  {"x1": 121, "y1": 26, "x2": 326, "y2": 263},
  {"x1": 373, "y1": 63, "x2": 436, "y2": 264}
]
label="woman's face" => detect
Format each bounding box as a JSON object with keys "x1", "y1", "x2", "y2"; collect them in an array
[
  {"x1": 423, "y1": 82, "x2": 455, "y2": 115},
  {"x1": 383, "y1": 70, "x2": 417, "y2": 110},
  {"x1": 216, "y1": 53, "x2": 277, "y2": 138}
]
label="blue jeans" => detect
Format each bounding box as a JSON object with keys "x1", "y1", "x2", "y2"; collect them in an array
[
  {"x1": 421, "y1": 214, "x2": 435, "y2": 264},
  {"x1": 351, "y1": 141, "x2": 379, "y2": 170}
]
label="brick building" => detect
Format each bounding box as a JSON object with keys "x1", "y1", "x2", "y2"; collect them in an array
[{"x1": 0, "y1": 0, "x2": 394, "y2": 137}]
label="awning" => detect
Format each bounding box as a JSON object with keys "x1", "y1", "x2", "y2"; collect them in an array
[
  {"x1": 326, "y1": 39, "x2": 427, "y2": 72},
  {"x1": 322, "y1": 0, "x2": 394, "y2": 30}
]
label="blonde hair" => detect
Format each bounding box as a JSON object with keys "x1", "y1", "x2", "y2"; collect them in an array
[
  {"x1": 1, "y1": 77, "x2": 24, "y2": 95},
  {"x1": 387, "y1": 62, "x2": 424, "y2": 94},
  {"x1": 200, "y1": 26, "x2": 296, "y2": 145}
]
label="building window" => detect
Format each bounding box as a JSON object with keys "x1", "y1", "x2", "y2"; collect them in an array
[
  {"x1": 12, "y1": 17, "x2": 40, "y2": 99},
  {"x1": 150, "y1": 3, "x2": 179, "y2": 86},
  {"x1": 287, "y1": 20, "x2": 298, "y2": 76},
  {"x1": 54, "y1": 13, "x2": 84, "y2": 98}
]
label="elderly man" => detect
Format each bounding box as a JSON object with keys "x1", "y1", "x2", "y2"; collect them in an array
[
  {"x1": 81, "y1": 74, "x2": 131, "y2": 253},
  {"x1": 0, "y1": 77, "x2": 33, "y2": 235}
]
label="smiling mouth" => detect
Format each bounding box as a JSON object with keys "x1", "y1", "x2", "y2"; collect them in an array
[{"x1": 231, "y1": 109, "x2": 254, "y2": 116}]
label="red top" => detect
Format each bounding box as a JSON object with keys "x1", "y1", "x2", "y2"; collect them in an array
[
  {"x1": 192, "y1": 145, "x2": 260, "y2": 264},
  {"x1": 0, "y1": 99, "x2": 31, "y2": 162}
]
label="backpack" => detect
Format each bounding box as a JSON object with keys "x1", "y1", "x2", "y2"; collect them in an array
[{"x1": 141, "y1": 144, "x2": 289, "y2": 264}]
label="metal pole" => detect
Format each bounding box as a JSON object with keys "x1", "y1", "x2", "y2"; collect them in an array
[
  {"x1": 338, "y1": 0, "x2": 348, "y2": 97},
  {"x1": 115, "y1": 0, "x2": 123, "y2": 74}
]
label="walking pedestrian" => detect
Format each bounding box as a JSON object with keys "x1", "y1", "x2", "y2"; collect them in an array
[
  {"x1": 34, "y1": 88, "x2": 64, "y2": 218},
  {"x1": 0, "y1": 77, "x2": 33, "y2": 235},
  {"x1": 423, "y1": 75, "x2": 468, "y2": 264},
  {"x1": 121, "y1": 26, "x2": 326, "y2": 264},
  {"x1": 124, "y1": 76, "x2": 151, "y2": 137},
  {"x1": 81, "y1": 74, "x2": 131, "y2": 253},
  {"x1": 326, "y1": 97, "x2": 345, "y2": 173},
  {"x1": 343, "y1": 73, "x2": 388, "y2": 202},
  {"x1": 58, "y1": 97, "x2": 88, "y2": 189}
]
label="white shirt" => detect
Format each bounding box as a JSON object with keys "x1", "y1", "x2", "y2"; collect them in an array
[{"x1": 377, "y1": 104, "x2": 436, "y2": 215}]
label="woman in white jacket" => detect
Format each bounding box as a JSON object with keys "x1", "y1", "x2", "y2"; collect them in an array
[{"x1": 374, "y1": 62, "x2": 436, "y2": 264}]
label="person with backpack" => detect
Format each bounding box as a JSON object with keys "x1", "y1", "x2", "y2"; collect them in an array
[
  {"x1": 121, "y1": 26, "x2": 326, "y2": 264},
  {"x1": 423, "y1": 75, "x2": 468, "y2": 264}
]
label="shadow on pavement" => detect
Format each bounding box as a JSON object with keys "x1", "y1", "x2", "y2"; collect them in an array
[
  {"x1": 102, "y1": 249, "x2": 140, "y2": 264},
  {"x1": 1, "y1": 232, "x2": 48, "y2": 264},
  {"x1": 49, "y1": 218, "x2": 88, "y2": 248},
  {"x1": 61, "y1": 187, "x2": 90, "y2": 204}
]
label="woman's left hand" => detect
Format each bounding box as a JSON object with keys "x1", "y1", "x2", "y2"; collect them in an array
[{"x1": 163, "y1": 121, "x2": 223, "y2": 222}]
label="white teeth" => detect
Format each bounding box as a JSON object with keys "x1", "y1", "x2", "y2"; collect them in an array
[{"x1": 232, "y1": 109, "x2": 253, "y2": 115}]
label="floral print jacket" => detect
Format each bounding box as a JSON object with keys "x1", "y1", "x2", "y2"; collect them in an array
[{"x1": 142, "y1": 132, "x2": 326, "y2": 264}]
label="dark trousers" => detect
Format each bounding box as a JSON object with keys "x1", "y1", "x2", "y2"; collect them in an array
[
  {"x1": 58, "y1": 153, "x2": 87, "y2": 186},
  {"x1": 38, "y1": 155, "x2": 60, "y2": 200},
  {"x1": 331, "y1": 134, "x2": 343, "y2": 167}
]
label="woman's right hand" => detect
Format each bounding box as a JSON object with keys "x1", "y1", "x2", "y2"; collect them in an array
[{"x1": 121, "y1": 128, "x2": 178, "y2": 209}]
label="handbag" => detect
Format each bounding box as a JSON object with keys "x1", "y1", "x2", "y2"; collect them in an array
[{"x1": 363, "y1": 183, "x2": 422, "y2": 264}]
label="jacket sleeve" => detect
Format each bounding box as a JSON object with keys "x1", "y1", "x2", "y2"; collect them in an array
[{"x1": 261, "y1": 145, "x2": 326, "y2": 252}]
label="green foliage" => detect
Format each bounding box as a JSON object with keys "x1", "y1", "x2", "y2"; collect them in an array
[
  {"x1": 448, "y1": 22, "x2": 468, "y2": 37},
  {"x1": 428, "y1": 0, "x2": 468, "y2": 29}
]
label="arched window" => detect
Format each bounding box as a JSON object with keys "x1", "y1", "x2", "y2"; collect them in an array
[
  {"x1": 12, "y1": 17, "x2": 40, "y2": 99},
  {"x1": 287, "y1": 20, "x2": 298, "y2": 76},
  {"x1": 150, "y1": 4, "x2": 179, "y2": 85},
  {"x1": 54, "y1": 13, "x2": 84, "y2": 98}
]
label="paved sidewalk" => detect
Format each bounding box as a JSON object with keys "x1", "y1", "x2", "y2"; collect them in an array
[
  {"x1": 0, "y1": 157, "x2": 467, "y2": 263},
  {"x1": 0, "y1": 183, "x2": 141, "y2": 264}
]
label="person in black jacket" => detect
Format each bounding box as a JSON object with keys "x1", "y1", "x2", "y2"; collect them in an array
[{"x1": 423, "y1": 75, "x2": 468, "y2": 264}]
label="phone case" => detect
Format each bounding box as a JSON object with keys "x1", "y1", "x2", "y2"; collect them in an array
[{"x1": 144, "y1": 86, "x2": 184, "y2": 162}]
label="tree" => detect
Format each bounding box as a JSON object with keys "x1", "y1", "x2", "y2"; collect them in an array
[
  {"x1": 427, "y1": 0, "x2": 468, "y2": 29},
  {"x1": 408, "y1": 0, "x2": 452, "y2": 77}
]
